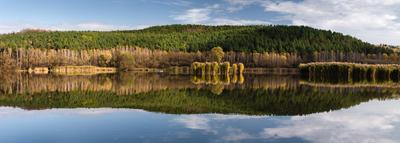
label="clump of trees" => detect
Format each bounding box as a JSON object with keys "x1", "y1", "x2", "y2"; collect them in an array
[
  {"x1": 111, "y1": 51, "x2": 135, "y2": 71},
  {"x1": 191, "y1": 47, "x2": 245, "y2": 76},
  {"x1": 211, "y1": 46, "x2": 225, "y2": 62},
  {"x1": 300, "y1": 62, "x2": 400, "y2": 82}
]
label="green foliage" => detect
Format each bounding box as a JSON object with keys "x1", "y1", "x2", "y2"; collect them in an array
[{"x1": 0, "y1": 25, "x2": 390, "y2": 54}]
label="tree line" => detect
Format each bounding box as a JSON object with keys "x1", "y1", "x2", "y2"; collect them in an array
[
  {"x1": 0, "y1": 24, "x2": 397, "y2": 70},
  {"x1": 300, "y1": 62, "x2": 400, "y2": 82},
  {"x1": 0, "y1": 47, "x2": 399, "y2": 70}
]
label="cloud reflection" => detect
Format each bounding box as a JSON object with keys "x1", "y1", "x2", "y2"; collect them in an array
[
  {"x1": 0, "y1": 99, "x2": 399, "y2": 143},
  {"x1": 173, "y1": 100, "x2": 400, "y2": 142},
  {"x1": 261, "y1": 100, "x2": 400, "y2": 143}
]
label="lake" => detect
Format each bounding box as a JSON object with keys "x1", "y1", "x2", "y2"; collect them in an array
[{"x1": 0, "y1": 73, "x2": 399, "y2": 143}]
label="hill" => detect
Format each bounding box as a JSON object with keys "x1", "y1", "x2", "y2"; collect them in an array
[{"x1": 0, "y1": 25, "x2": 391, "y2": 54}]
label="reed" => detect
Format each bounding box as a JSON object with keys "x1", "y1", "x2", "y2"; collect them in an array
[{"x1": 299, "y1": 62, "x2": 400, "y2": 82}]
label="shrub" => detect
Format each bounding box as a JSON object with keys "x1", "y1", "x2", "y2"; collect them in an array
[
  {"x1": 211, "y1": 46, "x2": 225, "y2": 63},
  {"x1": 97, "y1": 54, "x2": 112, "y2": 67},
  {"x1": 112, "y1": 51, "x2": 135, "y2": 71}
]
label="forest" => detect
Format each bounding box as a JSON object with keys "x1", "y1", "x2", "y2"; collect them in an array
[
  {"x1": 0, "y1": 24, "x2": 397, "y2": 70},
  {"x1": 0, "y1": 25, "x2": 391, "y2": 53}
]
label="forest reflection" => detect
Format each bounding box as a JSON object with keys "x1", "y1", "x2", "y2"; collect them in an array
[
  {"x1": 0, "y1": 73, "x2": 300, "y2": 95},
  {"x1": 0, "y1": 73, "x2": 398, "y2": 115}
]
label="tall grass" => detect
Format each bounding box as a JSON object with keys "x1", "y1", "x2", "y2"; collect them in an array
[{"x1": 299, "y1": 62, "x2": 400, "y2": 82}]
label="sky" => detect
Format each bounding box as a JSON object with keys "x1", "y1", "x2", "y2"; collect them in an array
[{"x1": 0, "y1": 0, "x2": 399, "y2": 45}]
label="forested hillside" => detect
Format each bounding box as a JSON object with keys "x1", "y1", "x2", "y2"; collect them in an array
[
  {"x1": 0, "y1": 25, "x2": 398, "y2": 70},
  {"x1": 0, "y1": 25, "x2": 391, "y2": 54}
]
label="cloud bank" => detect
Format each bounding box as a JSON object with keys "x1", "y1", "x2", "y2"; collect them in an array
[{"x1": 0, "y1": 23, "x2": 148, "y2": 34}]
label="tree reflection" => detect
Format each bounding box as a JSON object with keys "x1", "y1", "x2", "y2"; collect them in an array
[{"x1": 0, "y1": 73, "x2": 398, "y2": 115}]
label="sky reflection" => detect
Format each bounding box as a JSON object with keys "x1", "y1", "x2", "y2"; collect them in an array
[{"x1": 0, "y1": 99, "x2": 398, "y2": 143}]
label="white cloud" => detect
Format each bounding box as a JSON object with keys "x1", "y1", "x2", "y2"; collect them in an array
[
  {"x1": 149, "y1": 0, "x2": 192, "y2": 7},
  {"x1": 224, "y1": 0, "x2": 261, "y2": 12},
  {"x1": 0, "y1": 23, "x2": 36, "y2": 34},
  {"x1": 262, "y1": 0, "x2": 400, "y2": 45},
  {"x1": 173, "y1": 4, "x2": 220, "y2": 24},
  {"x1": 212, "y1": 18, "x2": 270, "y2": 25},
  {"x1": 174, "y1": 8, "x2": 212, "y2": 24},
  {"x1": 0, "y1": 22, "x2": 148, "y2": 34},
  {"x1": 173, "y1": 4, "x2": 270, "y2": 25},
  {"x1": 225, "y1": 0, "x2": 260, "y2": 5}
]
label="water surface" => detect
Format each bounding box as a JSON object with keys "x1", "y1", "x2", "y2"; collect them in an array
[{"x1": 0, "y1": 73, "x2": 399, "y2": 143}]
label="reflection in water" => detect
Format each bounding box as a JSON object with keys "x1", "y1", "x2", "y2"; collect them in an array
[
  {"x1": 0, "y1": 73, "x2": 398, "y2": 115},
  {"x1": 0, "y1": 100, "x2": 399, "y2": 143},
  {"x1": 191, "y1": 74, "x2": 245, "y2": 85},
  {"x1": 0, "y1": 73, "x2": 399, "y2": 143},
  {"x1": 0, "y1": 73, "x2": 299, "y2": 95}
]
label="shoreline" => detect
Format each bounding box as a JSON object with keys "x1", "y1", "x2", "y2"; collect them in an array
[
  {"x1": 17, "y1": 66, "x2": 117, "y2": 75},
  {"x1": 15, "y1": 66, "x2": 300, "y2": 75}
]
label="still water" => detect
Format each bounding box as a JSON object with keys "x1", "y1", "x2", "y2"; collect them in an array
[{"x1": 0, "y1": 73, "x2": 399, "y2": 143}]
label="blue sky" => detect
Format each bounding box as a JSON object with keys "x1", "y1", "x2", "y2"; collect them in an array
[{"x1": 0, "y1": 0, "x2": 399, "y2": 45}]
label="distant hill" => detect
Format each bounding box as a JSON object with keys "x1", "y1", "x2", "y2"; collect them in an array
[{"x1": 0, "y1": 24, "x2": 391, "y2": 54}]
